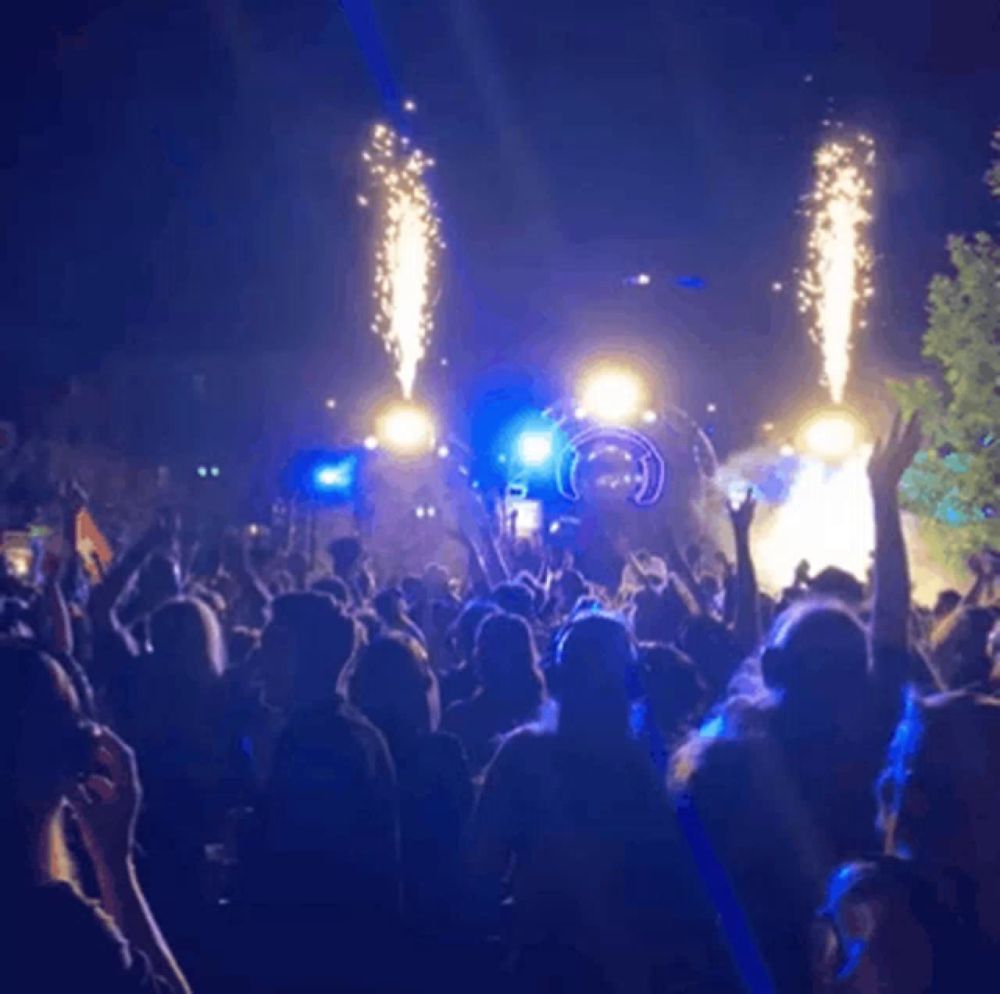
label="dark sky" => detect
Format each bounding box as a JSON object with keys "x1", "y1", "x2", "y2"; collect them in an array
[{"x1": 2, "y1": 0, "x2": 998, "y2": 432}]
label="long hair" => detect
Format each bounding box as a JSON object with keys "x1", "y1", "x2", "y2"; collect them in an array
[
  {"x1": 0, "y1": 641, "x2": 92, "y2": 889},
  {"x1": 150, "y1": 597, "x2": 226, "y2": 685},
  {"x1": 475, "y1": 613, "x2": 545, "y2": 718}
]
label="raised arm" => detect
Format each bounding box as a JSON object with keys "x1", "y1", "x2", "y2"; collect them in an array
[
  {"x1": 868, "y1": 413, "x2": 921, "y2": 651},
  {"x1": 221, "y1": 532, "x2": 271, "y2": 627},
  {"x1": 70, "y1": 728, "x2": 192, "y2": 994},
  {"x1": 728, "y1": 489, "x2": 761, "y2": 653},
  {"x1": 40, "y1": 553, "x2": 74, "y2": 657},
  {"x1": 87, "y1": 526, "x2": 162, "y2": 633},
  {"x1": 663, "y1": 527, "x2": 711, "y2": 616}
]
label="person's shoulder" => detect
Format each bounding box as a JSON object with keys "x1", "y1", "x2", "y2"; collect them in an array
[
  {"x1": 487, "y1": 724, "x2": 553, "y2": 773},
  {"x1": 669, "y1": 703, "x2": 773, "y2": 794}
]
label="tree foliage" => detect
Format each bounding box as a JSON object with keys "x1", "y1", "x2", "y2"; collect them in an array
[{"x1": 890, "y1": 138, "x2": 1000, "y2": 562}]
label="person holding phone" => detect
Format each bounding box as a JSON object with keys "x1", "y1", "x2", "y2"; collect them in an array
[{"x1": 2, "y1": 639, "x2": 191, "y2": 994}]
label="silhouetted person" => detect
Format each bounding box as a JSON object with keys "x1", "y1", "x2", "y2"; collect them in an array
[
  {"x1": 347, "y1": 634, "x2": 473, "y2": 949},
  {"x1": 473, "y1": 613, "x2": 730, "y2": 994},
  {"x1": 444, "y1": 612, "x2": 547, "y2": 773},
  {"x1": 236, "y1": 593, "x2": 400, "y2": 993},
  {"x1": 2, "y1": 640, "x2": 190, "y2": 993}
]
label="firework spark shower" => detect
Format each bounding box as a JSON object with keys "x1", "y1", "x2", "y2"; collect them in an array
[
  {"x1": 362, "y1": 122, "x2": 443, "y2": 399},
  {"x1": 798, "y1": 134, "x2": 875, "y2": 403}
]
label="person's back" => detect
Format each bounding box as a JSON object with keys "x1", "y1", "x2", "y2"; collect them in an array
[
  {"x1": 236, "y1": 697, "x2": 401, "y2": 993},
  {"x1": 443, "y1": 612, "x2": 546, "y2": 773},
  {"x1": 346, "y1": 634, "x2": 473, "y2": 934},
  {"x1": 473, "y1": 614, "x2": 733, "y2": 994},
  {"x1": 671, "y1": 601, "x2": 897, "y2": 992}
]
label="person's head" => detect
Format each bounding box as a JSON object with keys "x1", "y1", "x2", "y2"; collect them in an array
[
  {"x1": 347, "y1": 634, "x2": 438, "y2": 754},
  {"x1": 491, "y1": 581, "x2": 535, "y2": 620},
  {"x1": 0, "y1": 640, "x2": 98, "y2": 881},
  {"x1": 932, "y1": 589, "x2": 961, "y2": 621},
  {"x1": 760, "y1": 599, "x2": 868, "y2": 720},
  {"x1": 399, "y1": 574, "x2": 425, "y2": 608},
  {"x1": 555, "y1": 612, "x2": 635, "y2": 739},
  {"x1": 930, "y1": 606, "x2": 996, "y2": 690},
  {"x1": 261, "y1": 592, "x2": 357, "y2": 710},
  {"x1": 137, "y1": 553, "x2": 181, "y2": 609},
  {"x1": 452, "y1": 599, "x2": 497, "y2": 666},
  {"x1": 819, "y1": 860, "x2": 937, "y2": 994},
  {"x1": 149, "y1": 597, "x2": 226, "y2": 686},
  {"x1": 640, "y1": 643, "x2": 707, "y2": 742},
  {"x1": 327, "y1": 536, "x2": 363, "y2": 578},
  {"x1": 878, "y1": 691, "x2": 1000, "y2": 878},
  {"x1": 474, "y1": 612, "x2": 545, "y2": 716},
  {"x1": 679, "y1": 614, "x2": 743, "y2": 703},
  {"x1": 312, "y1": 575, "x2": 351, "y2": 606},
  {"x1": 634, "y1": 580, "x2": 692, "y2": 645},
  {"x1": 373, "y1": 587, "x2": 407, "y2": 625},
  {"x1": 422, "y1": 563, "x2": 451, "y2": 600},
  {"x1": 807, "y1": 566, "x2": 866, "y2": 607},
  {"x1": 556, "y1": 569, "x2": 587, "y2": 614}
]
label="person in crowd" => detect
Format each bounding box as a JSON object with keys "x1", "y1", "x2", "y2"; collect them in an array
[
  {"x1": 929, "y1": 604, "x2": 998, "y2": 690},
  {"x1": 2, "y1": 639, "x2": 190, "y2": 993},
  {"x1": 439, "y1": 598, "x2": 497, "y2": 708},
  {"x1": 472, "y1": 612, "x2": 734, "y2": 993},
  {"x1": 346, "y1": 634, "x2": 473, "y2": 944},
  {"x1": 7, "y1": 403, "x2": 998, "y2": 994},
  {"x1": 817, "y1": 691, "x2": 1000, "y2": 992},
  {"x1": 373, "y1": 586, "x2": 427, "y2": 645},
  {"x1": 669, "y1": 413, "x2": 924, "y2": 993},
  {"x1": 640, "y1": 642, "x2": 707, "y2": 751},
  {"x1": 122, "y1": 596, "x2": 240, "y2": 979},
  {"x1": 443, "y1": 611, "x2": 547, "y2": 773},
  {"x1": 234, "y1": 592, "x2": 400, "y2": 993}
]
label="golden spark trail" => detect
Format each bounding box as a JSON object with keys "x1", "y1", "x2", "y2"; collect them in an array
[
  {"x1": 799, "y1": 134, "x2": 875, "y2": 403},
  {"x1": 363, "y1": 123, "x2": 442, "y2": 399}
]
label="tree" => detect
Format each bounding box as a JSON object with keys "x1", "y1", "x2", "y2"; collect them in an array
[{"x1": 890, "y1": 135, "x2": 1000, "y2": 564}]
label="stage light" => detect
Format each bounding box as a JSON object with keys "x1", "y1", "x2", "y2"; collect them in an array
[
  {"x1": 779, "y1": 443, "x2": 796, "y2": 458},
  {"x1": 312, "y1": 459, "x2": 356, "y2": 493},
  {"x1": 363, "y1": 435, "x2": 379, "y2": 451},
  {"x1": 578, "y1": 365, "x2": 644, "y2": 424},
  {"x1": 517, "y1": 431, "x2": 553, "y2": 467},
  {"x1": 376, "y1": 402, "x2": 435, "y2": 455},
  {"x1": 324, "y1": 397, "x2": 338, "y2": 410},
  {"x1": 197, "y1": 466, "x2": 208, "y2": 478},
  {"x1": 641, "y1": 409, "x2": 658, "y2": 424},
  {"x1": 800, "y1": 409, "x2": 863, "y2": 461},
  {"x1": 210, "y1": 466, "x2": 221, "y2": 478},
  {"x1": 436, "y1": 444, "x2": 450, "y2": 459}
]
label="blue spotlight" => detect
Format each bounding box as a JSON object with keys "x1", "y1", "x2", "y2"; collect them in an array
[
  {"x1": 312, "y1": 457, "x2": 357, "y2": 495},
  {"x1": 517, "y1": 431, "x2": 554, "y2": 467}
]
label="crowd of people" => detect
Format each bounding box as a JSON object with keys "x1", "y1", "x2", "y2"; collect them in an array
[{"x1": 4, "y1": 411, "x2": 1000, "y2": 993}]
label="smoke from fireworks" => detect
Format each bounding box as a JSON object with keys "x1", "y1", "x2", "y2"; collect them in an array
[
  {"x1": 362, "y1": 123, "x2": 443, "y2": 399},
  {"x1": 799, "y1": 134, "x2": 875, "y2": 403}
]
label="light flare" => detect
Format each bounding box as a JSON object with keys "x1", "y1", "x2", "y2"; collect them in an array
[
  {"x1": 799, "y1": 134, "x2": 875, "y2": 403},
  {"x1": 752, "y1": 449, "x2": 875, "y2": 591},
  {"x1": 363, "y1": 123, "x2": 443, "y2": 399},
  {"x1": 376, "y1": 402, "x2": 436, "y2": 455},
  {"x1": 577, "y1": 365, "x2": 645, "y2": 424}
]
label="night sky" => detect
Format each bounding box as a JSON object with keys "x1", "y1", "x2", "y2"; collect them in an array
[{"x1": 3, "y1": 0, "x2": 998, "y2": 435}]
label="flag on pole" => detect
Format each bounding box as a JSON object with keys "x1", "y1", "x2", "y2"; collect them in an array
[{"x1": 76, "y1": 508, "x2": 113, "y2": 581}]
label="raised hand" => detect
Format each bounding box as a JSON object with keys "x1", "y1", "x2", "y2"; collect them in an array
[
  {"x1": 69, "y1": 727, "x2": 142, "y2": 865},
  {"x1": 868, "y1": 412, "x2": 921, "y2": 499},
  {"x1": 728, "y1": 487, "x2": 756, "y2": 536}
]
